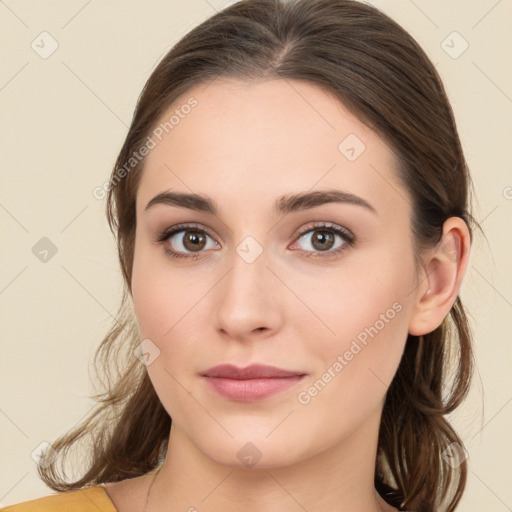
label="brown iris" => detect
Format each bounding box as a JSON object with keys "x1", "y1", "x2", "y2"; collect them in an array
[
  {"x1": 182, "y1": 230, "x2": 207, "y2": 252},
  {"x1": 310, "y1": 230, "x2": 335, "y2": 251}
]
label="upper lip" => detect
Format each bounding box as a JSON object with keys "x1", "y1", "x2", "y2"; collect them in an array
[{"x1": 201, "y1": 364, "x2": 306, "y2": 379}]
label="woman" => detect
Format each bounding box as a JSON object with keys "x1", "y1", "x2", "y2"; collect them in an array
[{"x1": 2, "y1": 0, "x2": 477, "y2": 511}]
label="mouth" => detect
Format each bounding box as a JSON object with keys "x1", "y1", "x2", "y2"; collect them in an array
[{"x1": 200, "y1": 363, "x2": 307, "y2": 402}]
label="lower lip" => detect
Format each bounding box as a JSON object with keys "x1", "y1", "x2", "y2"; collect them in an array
[{"x1": 202, "y1": 375, "x2": 305, "y2": 402}]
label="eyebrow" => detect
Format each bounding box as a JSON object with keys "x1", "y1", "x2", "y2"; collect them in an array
[{"x1": 144, "y1": 189, "x2": 377, "y2": 216}]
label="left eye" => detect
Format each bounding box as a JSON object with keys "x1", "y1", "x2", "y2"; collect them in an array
[{"x1": 292, "y1": 226, "x2": 351, "y2": 254}]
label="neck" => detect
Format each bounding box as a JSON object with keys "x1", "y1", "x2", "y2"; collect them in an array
[{"x1": 145, "y1": 408, "x2": 396, "y2": 512}]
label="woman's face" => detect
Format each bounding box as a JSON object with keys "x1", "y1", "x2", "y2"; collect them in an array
[{"x1": 131, "y1": 77, "x2": 419, "y2": 468}]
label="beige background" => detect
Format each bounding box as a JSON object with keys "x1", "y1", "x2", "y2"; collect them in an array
[{"x1": 1, "y1": 0, "x2": 511, "y2": 509}]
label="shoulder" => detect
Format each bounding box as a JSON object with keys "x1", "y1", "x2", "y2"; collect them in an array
[{"x1": 1, "y1": 485, "x2": 117, "y2": 512}]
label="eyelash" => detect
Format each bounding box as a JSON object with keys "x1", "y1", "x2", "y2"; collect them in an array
[{"x1": 155, "y1": 222, "x2": 356, "y2": 261}]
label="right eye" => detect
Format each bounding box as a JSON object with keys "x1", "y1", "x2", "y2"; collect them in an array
[{"x1": 156, "y1": 223, "x2": 220, "y2": 260}]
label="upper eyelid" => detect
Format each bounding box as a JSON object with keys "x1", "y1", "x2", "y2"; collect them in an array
[
  {"x1": 164, "y1": 223, "x2": 217, "y2": 241},
  {"x1": 296, "y1": 222, "x2": 353, "y2": 237}
]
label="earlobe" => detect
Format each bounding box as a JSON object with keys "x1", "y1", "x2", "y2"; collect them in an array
[{"x1": 408, "y1": 217, "x2": 471, "y2": 336}]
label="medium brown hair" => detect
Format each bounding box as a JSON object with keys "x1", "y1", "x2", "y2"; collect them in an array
[{"x1": 38, "y1": 1, "x2": 478, "y2": 510}]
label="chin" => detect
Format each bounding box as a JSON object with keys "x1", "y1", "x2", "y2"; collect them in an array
[{"x1": 192, "y1": 427, "x2": 311, "y2": 470}]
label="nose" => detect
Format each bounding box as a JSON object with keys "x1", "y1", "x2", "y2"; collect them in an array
[{"x1": 213, "y1": 243, "x2": 284, "y2": 343}]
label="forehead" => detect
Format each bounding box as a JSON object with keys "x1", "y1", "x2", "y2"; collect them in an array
[{"x1": 136, "y1": 77, "x2": 407, "y2": 219}]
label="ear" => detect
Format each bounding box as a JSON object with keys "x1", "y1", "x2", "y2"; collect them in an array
[{"x1": 408, "y1": 217, "x2": 471, "y2": 336}]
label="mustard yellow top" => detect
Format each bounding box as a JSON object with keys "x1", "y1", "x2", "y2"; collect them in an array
[{"x1": 0, "y1": 485, "x2": 117, "y2": 512}]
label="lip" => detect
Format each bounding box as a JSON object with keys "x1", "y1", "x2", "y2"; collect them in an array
[{"x1": 201, "y1": 364, "x2": 306, "y2": 402}]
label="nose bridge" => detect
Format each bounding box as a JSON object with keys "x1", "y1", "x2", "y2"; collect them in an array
[
  {"x1": 232, "y1": 236, "x2": 269, "y2": 289},
  {"x1": 213, "y1": 235, "x2": 282, "y2": 337}
]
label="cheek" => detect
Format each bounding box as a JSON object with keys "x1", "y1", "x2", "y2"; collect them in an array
[
  {"x1": 307, "y1": 257, "x2": 411, "y2": 327},
  {"x1": 131, "y1": 246, "x2": 203, "y2": 419},
  {"x1": 131, "y1": 235, "x2": 193, "y2": 339},
  {"x1": 131, "y1": 239, "x2": 211, "y2": 380},
  {"x1": 131, "y1": 258, "x2": 169, "y2": 340},
  {"x1": 291, "y1": 284, "x2": 412, "y2": 446},
  {"x1": 298, "y1": 250, "x2": 415, "y2": 392}
]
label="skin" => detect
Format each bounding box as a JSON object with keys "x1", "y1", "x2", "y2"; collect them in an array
[{"x1": 104, "y1": 77, "x2": 470, "y2": 512}]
